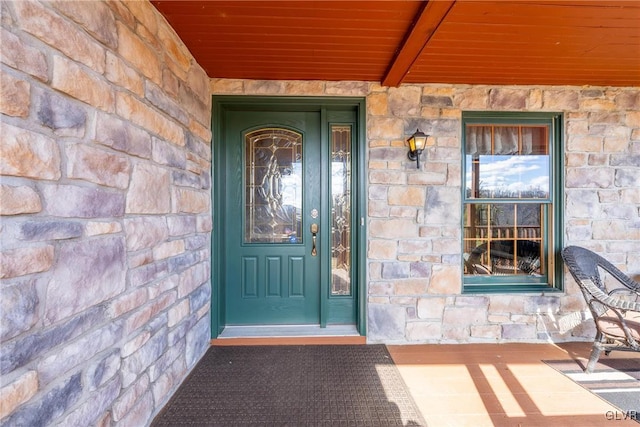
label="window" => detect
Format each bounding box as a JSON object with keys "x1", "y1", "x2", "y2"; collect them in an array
[
  {"x1": 330, "y1": 125, "x2": 352, "y2": 296},
  {"x1": 244, "y1": 128, "x2": 303, "y2": 244},
  {"x1": 462, "y1": 112, "x2": 563, "y2": 293}
]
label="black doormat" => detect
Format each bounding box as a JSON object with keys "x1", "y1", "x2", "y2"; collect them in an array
[
  {"x1": 152, "y1": 345, "x2": 426, "y2": 426},
  {"x1": 544, "y1": 357, "x2": 640, "y2": 423}
]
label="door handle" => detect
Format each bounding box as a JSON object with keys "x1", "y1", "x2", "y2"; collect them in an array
[{"x1": 310, "y1": 223, "x2": 318, "y2": 256}]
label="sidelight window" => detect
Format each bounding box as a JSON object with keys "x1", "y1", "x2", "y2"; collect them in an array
[{"x1": 331, "y1": 125, "x2": 352, "y2": 296}]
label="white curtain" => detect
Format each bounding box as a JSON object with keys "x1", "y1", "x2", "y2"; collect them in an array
[
  {"x1": 466, "y1": 126, "x2": 538, "y2": 155},
  {"x1": 465, "y1": 126, "x2": 493, "y2": 155}
]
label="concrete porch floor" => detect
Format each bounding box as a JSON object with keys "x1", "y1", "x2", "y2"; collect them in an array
[{"x1": 387, "y1": 342, "x2": 639, "y2": 427}]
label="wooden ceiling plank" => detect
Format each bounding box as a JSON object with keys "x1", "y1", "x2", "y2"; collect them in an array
[
  {"x1": 382, "y1": 0, "x2": 456, "y2": 87},
  {"x1": 153, "y1": 0, "x2": 639, "y2": 87},
  {"x1": 162, "y1": 15, "x2": 412, "y2": 31},
  {"x1": 450, "y1": 1, "x2": 640, "y2": 22},
  {"x1": 410, "y1": 64, "x2": 640, "y2": 75},
  {"x1": 155, "y1": 0, "x2": 421, "y2": 18}
]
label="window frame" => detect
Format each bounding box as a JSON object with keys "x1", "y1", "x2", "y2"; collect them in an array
[{"x1": 461, "y1": 111, "x2": 564, "y2": 294}]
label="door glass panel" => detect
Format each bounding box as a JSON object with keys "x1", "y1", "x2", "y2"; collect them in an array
[
  {"x1": 245, "y1": 128, "x2": 303, "y2": 243},
  {"x1": 331, "y1": 125, "x2": 351, "y2": 295}
]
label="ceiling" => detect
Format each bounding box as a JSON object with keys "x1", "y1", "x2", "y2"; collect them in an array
[{"x1": 151, "y1": 0, "x2": 640, "y2": 87}]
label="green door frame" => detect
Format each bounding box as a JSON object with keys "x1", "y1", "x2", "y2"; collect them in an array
[{"x1": 211, "y1": 96, "x2": 367, "y2": 338}]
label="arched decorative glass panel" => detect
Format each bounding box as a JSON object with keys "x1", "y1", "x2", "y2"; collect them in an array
[{"x1": 245, "y1": 128, "x2": 303, "y2": 244}]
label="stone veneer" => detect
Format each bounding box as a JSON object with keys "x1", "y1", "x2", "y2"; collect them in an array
[
  {"x1": 1, "y1": 0, "x2": 639, "y2": 424},
  {"x1": 1, "y1": 1, "x2": 211, "y2": 425},
  {"x1": 211, "y1": 79, "x2": 640, "y2": 344}
]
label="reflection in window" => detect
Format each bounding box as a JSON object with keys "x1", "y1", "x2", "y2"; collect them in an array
[
  {"x1": 245, "y1": 128, "x2": 302, "y2": 243},
  {"x1": 331, "y1": 125, "x2": 351, "y2": 295},
  {"x1": 465, "y1": 125, "x2": 549, "y2": 199},
  {"x1": 463, "y1": 203, "x2": 545, "y2": 276}
]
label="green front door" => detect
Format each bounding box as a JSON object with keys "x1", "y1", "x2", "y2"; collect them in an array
[
  {"x1": 216, "y1": 99, "x2": 364, "y2": 331},
  {"x1": 224, "y1": 110, "x2": 323, "y2": 324}
]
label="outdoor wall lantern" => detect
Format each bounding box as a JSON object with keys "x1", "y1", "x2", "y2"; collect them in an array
[{"x1": 407, "y1": 128, "x2": 428, "y2": 169}]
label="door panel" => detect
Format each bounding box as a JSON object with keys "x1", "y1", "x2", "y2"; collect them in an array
[{"x1": 224, "y1": 111, "x2": 321, "y2": 325}]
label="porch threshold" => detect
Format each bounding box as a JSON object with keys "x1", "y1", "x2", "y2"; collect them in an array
[{"x1": 211, "y1": 325, "x2": 365, "y2": 346}]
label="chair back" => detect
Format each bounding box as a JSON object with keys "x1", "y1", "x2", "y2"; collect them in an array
[
  {"x1": 561, "y1": 246, "x2": 638, "y2": 292},
  {"x1": 562, "y1": 246, "x2": 605, "y2": 290},
  {"x1": 562, "y1": 246, "x2": 640, "y2": 360}
]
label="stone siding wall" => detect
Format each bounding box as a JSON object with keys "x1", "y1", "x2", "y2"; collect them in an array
[
  {"x1": 211, "y1": 79, "x2": 640, "y2": 344},
  {"x1": 1, "y1": 1, "x2": 211, "y2": 425},
  {"x1": 367, "y1": 85, "x2": 639, "y2": 343},
  {"x1": 1, "y1": 0, "x2": 638, "y2": 422}
]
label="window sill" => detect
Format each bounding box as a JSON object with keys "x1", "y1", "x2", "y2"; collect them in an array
[{"x1": 462, "y1": 284, "x2": 563, "y2": 294}]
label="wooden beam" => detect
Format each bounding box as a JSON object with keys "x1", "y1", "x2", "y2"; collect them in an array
[{"x1": 382, "y1": 0, "x2": 456, "y2": 87}]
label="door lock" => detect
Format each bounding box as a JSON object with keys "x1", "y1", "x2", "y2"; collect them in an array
[{"x1": 310, "y1": 223, "x2": 318, "y2": 256}]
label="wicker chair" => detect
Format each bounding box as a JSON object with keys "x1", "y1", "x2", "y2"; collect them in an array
[{"x1": 561, "y1": 246, "x2": 640, "y2": 373}]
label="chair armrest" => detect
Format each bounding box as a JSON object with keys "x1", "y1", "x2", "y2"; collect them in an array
[
  {"x1": 609, "y1": 288, "x2": 640, "y2": 302},
  {"x1": 583, "y1": 278, "x2": 640, "y2": 312},
  {"x1": 614, "y1": 273, "x2": 640, "y2": 293}
]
